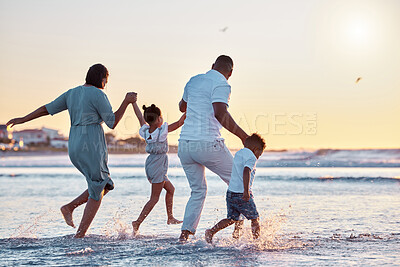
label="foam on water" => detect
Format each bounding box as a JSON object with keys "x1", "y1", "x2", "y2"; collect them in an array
[{"x1": 66, "y1": 247, "x2": 94, "y2": 255}]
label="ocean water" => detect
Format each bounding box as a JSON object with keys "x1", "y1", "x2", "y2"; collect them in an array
[{"x1": 0, "y1": 151, "x2": 399, "y2": 266}]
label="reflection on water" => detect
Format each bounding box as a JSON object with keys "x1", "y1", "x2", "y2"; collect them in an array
[{"x1": 0, "y1": 154, "x2": 399, "y2": 265}]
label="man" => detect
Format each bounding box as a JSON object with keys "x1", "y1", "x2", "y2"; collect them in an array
[{"x1": 178, "y1": 55, "x2": 248, "y2": 241}]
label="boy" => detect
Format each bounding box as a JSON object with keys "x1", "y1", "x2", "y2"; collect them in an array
[{"x1": 205, "y1": 133, "x2": 266, "y2": 243}]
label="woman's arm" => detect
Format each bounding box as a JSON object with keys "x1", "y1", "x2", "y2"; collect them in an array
[
  {"x1": 132, "y1": 102, "x2": 146, "y2": 127},
  {"x1": 111, "y1": 93, "x2": 137, "y2": 129},
  {"x1": 6, "y1": 106, "x2": 49, "y2": 128},
  {"x1": 168, "y1": 113, "x2": 186, "y2": 132}
]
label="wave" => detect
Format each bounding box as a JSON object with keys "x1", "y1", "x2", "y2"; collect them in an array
[
  {"x1": 1, "y1": 149, "x2": 399, "y2": 168},
  {"x1": 257, "y1": 149, "x2": 400, "y2": 167},
  {"x1": 1, "y1": 173, "x2": 399, "y2": 183},
  {"x1": 257, "y1": 176, "x2": 400, "y2": 182}
]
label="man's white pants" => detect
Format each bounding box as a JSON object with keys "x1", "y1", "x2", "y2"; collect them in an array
[{"x1": 178, "y1": 139, "x2": 233, "y2": 233}]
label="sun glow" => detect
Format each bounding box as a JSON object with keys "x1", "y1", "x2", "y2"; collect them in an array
[{"x1": 346, "y1": 19, "x2": 371, "y2": 45}]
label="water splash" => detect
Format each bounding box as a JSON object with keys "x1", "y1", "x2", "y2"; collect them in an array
[
  {"x1": 102, "y1": 208, "x2": 132, "y2": 239},
  {"x1": 10, "y1": 209, "x2": 56, "y2": 239},
  {"x1": 212, "y1": 210, "x2": 310, "y2": 251}
]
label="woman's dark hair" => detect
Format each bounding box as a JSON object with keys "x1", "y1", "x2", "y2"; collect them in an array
[
  {"x1": 85, "y1": 64, "x2": 109, "y2": 88},
  {"x1": 142, "y1": 104, "x2": 161, "y2": 124}
]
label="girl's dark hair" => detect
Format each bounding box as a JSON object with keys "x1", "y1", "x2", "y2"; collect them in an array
[
  {"x1": 85, "y1": 63, "x2": 109, "y2": 88},
  {"x1": 142, "y1": 104, "x2": 161, "y2": 124}
]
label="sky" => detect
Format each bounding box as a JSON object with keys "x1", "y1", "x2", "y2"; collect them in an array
[{"x1": 0, "y1": 0, "x2": 399, "y2": 149}]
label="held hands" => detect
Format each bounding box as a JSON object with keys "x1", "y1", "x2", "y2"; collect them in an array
[
  {"x1": 6, "y1": 117, "x2": 25, "y2": 128},
  {"x1": 242, "y1": 191, "x2": 250, "y2": 202},
  {"x1": 179, "y1": 113, "x2": 186, "y2": 124},
  {"x1": 125, "y1": 92, "x2": 137, "y2": 104}
]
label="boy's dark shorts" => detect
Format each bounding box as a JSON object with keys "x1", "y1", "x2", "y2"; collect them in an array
[{"x1": 226, "y1": 190, "x2": 259, "y2": 221}]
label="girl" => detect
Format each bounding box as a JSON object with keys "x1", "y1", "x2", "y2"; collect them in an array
[{"x1": 131, "y1": 102, "x2": 185, "y2": 234}]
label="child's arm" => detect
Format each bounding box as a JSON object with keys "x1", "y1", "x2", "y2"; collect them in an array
[
  {"x1": 242, "y1": 167, "x2": 251, "y2": 201},
  {"x1": 132, "y1": 102, "x2": 147, "y2": 127},
  {"x1": 168, "y1": 113, "x2": 186, "y2": 132}
]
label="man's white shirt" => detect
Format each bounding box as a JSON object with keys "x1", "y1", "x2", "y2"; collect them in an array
[{"x1": 179, "y1": 70, "x2": 231, "y2": 141}]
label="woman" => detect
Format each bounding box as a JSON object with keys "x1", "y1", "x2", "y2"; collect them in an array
[{"x1": 6, "y1": 63, "x2": 136, "y2": 238}]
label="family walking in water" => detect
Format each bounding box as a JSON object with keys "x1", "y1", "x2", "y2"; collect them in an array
[{"x1": 6, "y1": 55, "x2": 266, "y2": 243}]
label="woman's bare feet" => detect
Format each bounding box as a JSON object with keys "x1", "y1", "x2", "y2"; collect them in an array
[
  {"x1": 132, "y1": 221, "x2": 140, "y2": 235},
  {"x1": 167, "y1": 217, "x2": 183, "y2": 225},
  {"x1": 60, "y1": 205, "x2": 75, "y2": 228}
]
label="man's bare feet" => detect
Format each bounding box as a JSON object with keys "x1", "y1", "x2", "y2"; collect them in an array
[
  {"x1": 167, "y1": 218, "x2": 183, "y2": 225},
  {"x1": 178, "y1": 230, "x2": 193, "y2": 242},
  {"x1": 132, "y1": 221, "x2": 140, "y2": 235},
  {"x1": 60, "y1": 205, "x2": 75, "y2": 228},
  {"x1": 205, "y1": 229, "x2": 213, "y2": 244}
]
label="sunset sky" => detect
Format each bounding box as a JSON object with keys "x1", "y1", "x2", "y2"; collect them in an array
[{"x1": 1, "y1": 0, "x2": 399, "y2": 149}]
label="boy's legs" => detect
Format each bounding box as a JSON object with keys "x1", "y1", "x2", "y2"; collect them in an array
[
  {"x1": 235, "y1": 194, "x2": 260, "y2": 240},
  {"x1": 232, "y1": 220, "x2": 244, "y2": 239},
  {"x1": 132, "y1": 182, "x2": 165, "y2": 234},
  {"x1": 251, "y1": 218, "x2": 260, "y2": 239},
  {"x1": 163, "y1": 180, "x2": 182, "y2": 224},
  {"x1": 205, "y1": 219, "x2": 236, "y2": 243}
]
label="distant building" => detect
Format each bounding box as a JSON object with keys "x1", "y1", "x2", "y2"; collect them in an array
[
  {"x1": 50, "y1": 138, "x2": 68, "y2": 148},
  {"x1": 0, "y1": 124, "x2": 9, "y2": 139},
  {"x1": 12, "y1": 129, "x2": 48, "y2": 145},
  {"x1": 42, "y1": 127, "x2": 62, "y2": 139}
]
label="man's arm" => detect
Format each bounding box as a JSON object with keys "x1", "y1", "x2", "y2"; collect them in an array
[
  {"x1": 179, "y1": 99, "x2": 187, "y2": 113},
  {"x1": 242, "y1": 167, "x2": 251, "y2": 201},
  {"x1": 213, "y1": 102, "x2": 248, "y2": 144}
]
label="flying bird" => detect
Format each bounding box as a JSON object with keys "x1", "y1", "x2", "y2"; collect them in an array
[
  {"x1": 355, "y1": 77, "x2": 362, "y2": 83},
  {"x1": 220, "y1": 27, "x2": 228, "y2": 33}
]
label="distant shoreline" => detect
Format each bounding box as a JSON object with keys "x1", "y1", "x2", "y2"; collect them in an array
[
  {"x1": 0, "y1": 148, "x2": 283, "y2": 157},
  {"x1": 2, "y1": 148, "x2": 398, "y2": 158},
  {"x1": 0, "y1": 150, "x2": 150, "y2": 157}
]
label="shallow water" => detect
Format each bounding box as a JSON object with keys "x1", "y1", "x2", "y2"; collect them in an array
[{"x1": 1, "y1": 154, "x2": 399, "y2": 266}]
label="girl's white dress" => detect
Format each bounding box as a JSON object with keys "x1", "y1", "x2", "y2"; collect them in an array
[{"x1": 139, "y1": 122, "x2": 169, "y2": 184}]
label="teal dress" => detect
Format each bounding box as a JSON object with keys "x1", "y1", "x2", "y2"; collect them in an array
[{"x1": 45, "y1": 85, "x2": 115, "y2": 201}]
